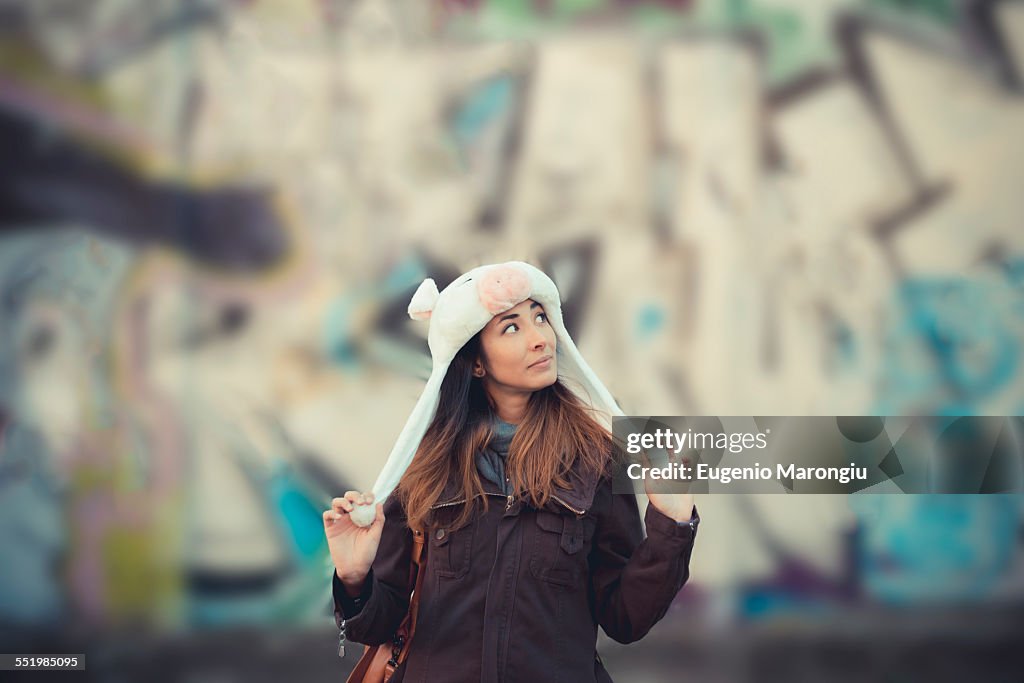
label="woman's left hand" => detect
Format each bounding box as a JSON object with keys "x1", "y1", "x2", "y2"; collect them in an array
[
  {"x1": 645, "y1": 488, "x2": 695, "y2": 523},
  {"x1": 643, "y1": 457, "x2": 695, "y2": 522}
]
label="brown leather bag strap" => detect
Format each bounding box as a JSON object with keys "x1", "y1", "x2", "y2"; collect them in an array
[
  {"x1": 348, "y1": 526, "x2": 428, "y2": 683},
  {"x1": 382, "y1": 527, "x2": 426, "y2": 682},
  {"x1": 406, "y1": 528, "x2": 426, "y2": 636},
  {"x1": 346, "y1": 643, "x2": 382, "y2": 682}
]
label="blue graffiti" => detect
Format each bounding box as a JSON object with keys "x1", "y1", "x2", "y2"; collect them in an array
[
  {"x1": 878, "y1": 275, "x2": 1022, "y2": 412},
  {"x1": 451, "y1": 76, "x2": 515, "y2": 150}
]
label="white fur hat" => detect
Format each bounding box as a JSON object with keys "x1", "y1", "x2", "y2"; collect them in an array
[{"x1": 350, "y1": 261, "x2": 623, "y2": 526}]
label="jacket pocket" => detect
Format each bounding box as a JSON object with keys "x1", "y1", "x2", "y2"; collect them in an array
[
  {"x1": 529, "y1": 510, "x2": 594, "y2": 588},
  {"x1": 429, "y1": 510, "x2": 475, "y2": 579}
]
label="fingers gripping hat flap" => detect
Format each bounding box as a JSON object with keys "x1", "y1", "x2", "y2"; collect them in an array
[{"x1": 348, "y1": 261, "x2": 624, "y2": 527}]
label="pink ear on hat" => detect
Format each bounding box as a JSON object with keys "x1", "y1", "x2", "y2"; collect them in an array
[
  {"x1": 408, "y1": 278, "x2": 439, "y2": 321},
  {"x1": 477, "y1": 264, "x2": 531, "y2": 315}
]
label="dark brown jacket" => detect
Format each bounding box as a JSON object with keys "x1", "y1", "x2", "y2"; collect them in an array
[{"x1": 333, "y1": 457, "x2": 699, "y2": 682}]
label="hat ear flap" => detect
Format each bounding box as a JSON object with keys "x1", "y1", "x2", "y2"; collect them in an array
[{"x1": 408, "y1": 278, "x2": 439, "y2": 321}]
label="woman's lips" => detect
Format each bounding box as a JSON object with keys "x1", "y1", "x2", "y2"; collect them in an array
[{"x1": 528, "y1": 356, "x2": 552, "y2": 370}]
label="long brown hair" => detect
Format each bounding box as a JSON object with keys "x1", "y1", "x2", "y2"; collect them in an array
[{"x1": 395, "y1": 331, "x2": 615, "y2": 531}]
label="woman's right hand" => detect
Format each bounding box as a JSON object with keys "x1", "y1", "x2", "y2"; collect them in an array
[{"x1": 323, "y1": 491, "x2": 385, "y2": 593}]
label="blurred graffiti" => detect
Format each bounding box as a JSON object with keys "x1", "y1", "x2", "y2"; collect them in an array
[{"x1": 1, "y1": 1, "x2": 1023, "y2": 666}]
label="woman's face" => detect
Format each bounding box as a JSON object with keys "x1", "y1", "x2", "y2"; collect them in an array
[{"x1": 475, "y1": 298, "x2": 558, "y2": 394}]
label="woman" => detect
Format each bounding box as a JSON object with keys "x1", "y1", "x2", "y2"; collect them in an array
[{"x1": 323, "y1": 262, "x2": 699, "y2": 682}]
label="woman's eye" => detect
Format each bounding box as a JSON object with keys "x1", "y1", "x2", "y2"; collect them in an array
[
  {"x1": 503, "y1": 323, "x2": 519, "y2": 334},
  {"x1": 535, "y1": 312, "x2": 547, "y2": 324}
]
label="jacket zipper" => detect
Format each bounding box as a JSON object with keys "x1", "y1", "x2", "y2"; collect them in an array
[
  {"x1": 429, "y1": 492, "x2": 506, "y2": 510},
  {"x1": 430, "y1": 498, "x2": 466, "y2": 509},
  {"x1": 551, "y1": 493, "x2": 586, "y2": 517},
  {"x1": 431, "y1": 492, "x2": 586, "y2": 516}
]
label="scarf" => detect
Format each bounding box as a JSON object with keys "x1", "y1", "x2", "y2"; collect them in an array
[{"x1": 476, "y1": 418, "x2": 517, "y2": 496}]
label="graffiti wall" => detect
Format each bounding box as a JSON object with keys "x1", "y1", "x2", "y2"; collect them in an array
[{"x1": 1, "y1": 1, "x2": 1022, "y2": 676}]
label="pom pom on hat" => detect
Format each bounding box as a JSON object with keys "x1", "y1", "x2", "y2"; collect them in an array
[{"x1": 349, "y1": 503, "x2": 377, "y2": 527}]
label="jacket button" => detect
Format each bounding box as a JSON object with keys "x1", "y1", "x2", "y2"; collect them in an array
[{"x1": 435, "y1": 528, "x2": 446, "y2": 541}]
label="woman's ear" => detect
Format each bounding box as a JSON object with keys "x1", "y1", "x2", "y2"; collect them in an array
[{"x1": 473, "y1": 358, "x2": 486, "y2": 378}]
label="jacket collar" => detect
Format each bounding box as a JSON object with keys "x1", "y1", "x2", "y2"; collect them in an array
[{"x1": 435, "y1": 448, "x2": 606, "y2": 515}]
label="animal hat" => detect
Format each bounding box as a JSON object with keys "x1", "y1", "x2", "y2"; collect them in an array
[{"x1": 349, "y1": 261, "x2": 623, "y2": 526}]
